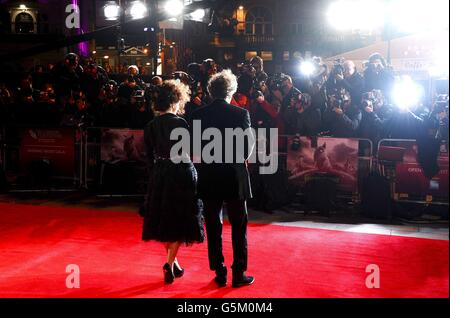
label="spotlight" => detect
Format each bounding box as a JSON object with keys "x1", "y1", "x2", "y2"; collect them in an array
[
  {"x1": 104, "y1": 2, "x2": 120, "y2": 21},
  {"x1": 130, "y1": 1, "x2": 148, "y2": 20},
  {"x1": 300, "y1": 61, "x2": 315, "y2": 77},
  {"x1": 165, "y1": 0, "x2": 184, "y2": 17},
  {"x1": 392, "y1": 76, "x2": 423, "y2": 111}
]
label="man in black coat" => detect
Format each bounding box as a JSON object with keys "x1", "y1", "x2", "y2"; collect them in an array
[{"x1": 191, "y1": 70, "x2": 256, "y2": 288}]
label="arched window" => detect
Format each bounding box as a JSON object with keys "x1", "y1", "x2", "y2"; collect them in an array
[
  {"x1": 245, "y1": 7, "x2": 273, "y2": 36},
  {"x1": 15, "y1": 12, "x2": 35, "y2": 34}
]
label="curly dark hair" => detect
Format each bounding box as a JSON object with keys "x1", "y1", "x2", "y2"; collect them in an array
[{"x1": 153, "y1": 80, "x2": 191, "y2": 115}]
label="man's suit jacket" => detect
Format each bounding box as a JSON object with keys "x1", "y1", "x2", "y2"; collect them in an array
[{"x1": 190, "y1": 99, "x2": 255, "y2": 201}]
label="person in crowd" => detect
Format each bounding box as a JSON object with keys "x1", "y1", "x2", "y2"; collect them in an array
[
  {"x1": 291, "y1": 92, "x2": 322, "y2": 136},
  {"x1": 141, "y1": 80, "x2": 205, "y2": 284},
  {"x1": 279, "y1": 75, "x2": 303, "y2": 134},
  {"x1": 323, "y1": 90, "x2": 362, "y2": 138},
  {"x1": 359, "y1": 90, "x2": 394, "y2": 143},
  {"x1": 333, "y1": 60, "x2": 364, "y2": 108},
  {"x1": 51, "y1": 53, "x2": 83, "y2": 106},
  {"x1": 151, "y1": 76, "x2": 163, "y2": 87},
  {"x1": 307, "y1": 60, "x2": 329, "y2": 116},
  {"x1": 250, "y1": 56, "x2": 269, "y2": 90},
  {"x1": 190, "y1": 70, "x2": 255, "y2": 288},
  {"x1": 99, "y1": 80, "x2": 123, "y2": 127},
  {"x1": 364, "y1": 53, "x2": 395, "y2": 100},
  {"x1": 0, "y1": 82, "x2": 13, "y2": 125},
  {"x1": 128, "y1": 65, "x2": 145, "y2": 88}
]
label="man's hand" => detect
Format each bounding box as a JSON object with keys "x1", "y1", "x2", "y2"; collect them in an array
[
  {"x1": 333, "y1": 107, "x2": 344, "y2": 115},
  {"x1": 335, "y1": 74, "x2": 344, "y2": 82},
  {"x1": 365, "y1": 106, "x2": 374, "y2": 113},
  {"x1": 193, "y1": 96, "x2": 202, "y2": 106}
]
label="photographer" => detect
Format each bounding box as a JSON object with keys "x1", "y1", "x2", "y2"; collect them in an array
[
  {"x1": 364, "y1": 53, "x2": 395, "y2": 99},
  {"x1": 280, "y1": 75, "x2": 302, "y2": 115},
  {"x1": 0, "y1": 82, "x2": 13, "y2": 125},
  {"x1": 250, "y1": 56, "x2": 269, "y2": 91},
  {"x1": 329, "y1": 60, "x2": 364, "y2": 108},
  {"x1": 283, "y1": 90, "x2": 321, "y2": 136},
  {"x1": 99, "y1": 80, "x2": 123, "y2": 127},
  {"x1": 322, "y1": 91, "x2": 362, "y2": 138},
  {"x1": 117, "y1": 76, "x2": 150, "y2": 128},
  {"x1": 359, "y1": 90, "x2": 394, "y2": 143},
  {"x1": 427, "y1": 95, "x2": 448, "y2": 142},
  {"x1": 51, "y1": 53, "x2": 83, "y2": 106}
]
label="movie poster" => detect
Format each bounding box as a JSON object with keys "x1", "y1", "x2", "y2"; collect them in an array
[
  {"x1": 287, "y1": 137, "x2": 359, "y2": 192},
  {"x1": 101, "y1": 129, "x2": 146, "y2": 164},
  {"x1": 393, "y1": 141, "x2": 449, "y2": 198}
]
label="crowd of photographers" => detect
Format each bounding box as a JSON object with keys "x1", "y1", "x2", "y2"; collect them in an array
[{"x1": 0, "y1": 52, "x2": 448, "y2": 145}]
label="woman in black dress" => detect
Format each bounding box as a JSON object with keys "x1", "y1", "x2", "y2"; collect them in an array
[{"x1": 142, "y1": 80, "x2": 204, "y2": 284}]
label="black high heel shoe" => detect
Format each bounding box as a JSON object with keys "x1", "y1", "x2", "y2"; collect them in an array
[
  {"x1": 173, "y1": 264, "x2": 185, "y2": 278},
  {"x1": 163, "y1": 263, "x2": 175, "y2": 284}
]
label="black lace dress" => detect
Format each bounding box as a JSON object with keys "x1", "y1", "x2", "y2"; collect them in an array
[{"x1": 141, "y1": 113, "x2": 205, "y2": 244}]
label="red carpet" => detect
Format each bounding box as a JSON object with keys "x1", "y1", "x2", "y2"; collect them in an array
[{"x1": 0, "y1": 203, "x2": 448, "y2": 298}]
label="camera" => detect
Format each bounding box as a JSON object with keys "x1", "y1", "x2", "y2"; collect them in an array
[
  {"x1": 132, "y1": 90, "x2": 146, "y2": 104},
  {"x1": 267, "y1": 73, "x2": 286, "y2": 92},
  {"x1": 331, "y1": 58, "x2": 345, "y2": 76},
  {"x1": 328, "y1": 94, "x2": 344, "y2": 109}
]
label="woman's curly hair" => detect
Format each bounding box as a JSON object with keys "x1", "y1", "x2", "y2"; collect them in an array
[{"x1": 153, "y1": 80, "x2": 191, "y2": 115}]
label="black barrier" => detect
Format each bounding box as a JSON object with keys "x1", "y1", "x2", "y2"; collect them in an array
[{"x1": 377, "y1": 139, "x2": 449, "y2": 206}]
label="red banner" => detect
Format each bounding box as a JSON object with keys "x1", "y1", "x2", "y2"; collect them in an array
[
  {"x1": 394, "y1": 141, "x2": 449, "y2": 198},
  {"x1": 19, "y1": 128, "x2": 75, "y2": 177}
]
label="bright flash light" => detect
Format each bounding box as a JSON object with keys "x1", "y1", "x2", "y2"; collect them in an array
[
  {"x1": 392, "y1": 76, "x2": 423, "y2": 111},
  {"x1": 104, "y1": 2, "x2": 120, "y2": 21},
  {"x1": 189, "y1": 9, "x2": 206, "y2": 22},
  {"x1": 389, "y1": 0, "x2": 449, "y2": 33},
  {"x1": 327, "y1": 0, "x2": 385, "y2": 31},
  {"x1": 165, "y1": 0, "x2": 184, "y2": 17},
  {"x1": 300, "y1": 61, "x2": 315, "y2": 77},
  {"x1": 130, "y1": 1, "x2": 148, "y2": 20},
  {"x1": 429, "y1": 41, "x2": 450, "y2": 77},
  {"x1": 328, "y1": 0, "x2": 449, "y2": 33},
  {"x1": 19, "y1": 4, "x2": 27, "y2": 10}
]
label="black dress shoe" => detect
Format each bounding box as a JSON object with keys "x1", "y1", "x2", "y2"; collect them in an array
[
  {"x1": 232, "y1": 274, "x2": 255, "y2": 288},
  {"x1": 163, "y1": 263, "x2": 175, "y2": 284},
  {"x1": 173, "y1": 264, "x2": 185, "y2": 278},
  {"x1": 214, "y1": 266, "x2": 227, "y2": 287}
]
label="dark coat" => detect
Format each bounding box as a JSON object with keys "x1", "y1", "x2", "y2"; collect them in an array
[{"x1": 190, "y1": 99, "x2": 255, "y2": 200}]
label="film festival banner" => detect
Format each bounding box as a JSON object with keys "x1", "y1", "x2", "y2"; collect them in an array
[
  {"x1": 394, "y1": 142, "x2": 449, "y2": 198},
  {"x1": 19, "y1": 128, "x2": 75, "y2": 177},
  {"x1": 287, "y1": 137, "x2": 359, "y2": 193}
]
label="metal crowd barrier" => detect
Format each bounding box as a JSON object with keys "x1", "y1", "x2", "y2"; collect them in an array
[
  {"x1": 377, "y1": 139, "x2": 449, "y2": 206},
  {"x1": 83, "y1": 127, "x2": 148, "y2": 197},
  {"x1": 3, "y1": 124, "x2": 448, "y2": 210},
  {"x1": 278, "y1": 135, "x2": 374, "y2": 204}
]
